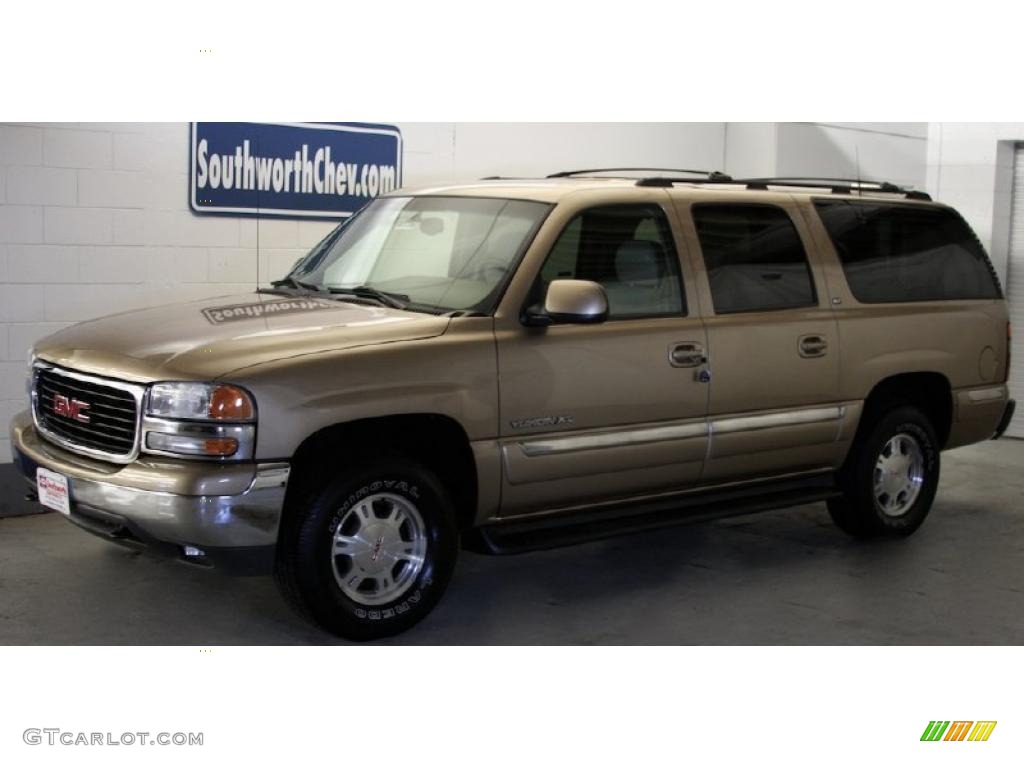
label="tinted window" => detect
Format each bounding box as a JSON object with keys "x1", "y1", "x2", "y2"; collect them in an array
[
  {"x1": 693, "y1": 204, "x2": 816, "y2": 314},
  {"x1": 814, "y1": 201, "x2": 1002, "y2": 303},
  {"x1": 537, "y1": 205, "x2": 685, "y2": 318}
]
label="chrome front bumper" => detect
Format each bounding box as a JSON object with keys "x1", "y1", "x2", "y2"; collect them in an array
[{"x1": 10, "y1": 411, "x2": 288, "y2": 574}]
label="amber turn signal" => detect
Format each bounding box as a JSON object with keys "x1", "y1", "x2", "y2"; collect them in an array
[
  {"x1": 209, "y1": 385, "x2": 255, "y2": 421},
  {"x1": 203, "y1": 437, "x2": 240, "y2": 456}
]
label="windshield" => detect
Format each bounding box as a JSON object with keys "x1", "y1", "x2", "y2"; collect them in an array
[{"x1": 288, "y1": 196, "x2": 551, "y2": 314}]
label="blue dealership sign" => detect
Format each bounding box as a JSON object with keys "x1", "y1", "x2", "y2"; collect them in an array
[{"x1": 190, "y1": 122, "x2": 402, "y2": 219}]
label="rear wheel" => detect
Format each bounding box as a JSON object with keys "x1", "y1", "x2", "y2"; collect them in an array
[
  {"x1": 828, "y1": 406, "x2": 940, "y2": 538},
  {"x1": 275, "y1": 459, "x2": 458, "y2": 640}
]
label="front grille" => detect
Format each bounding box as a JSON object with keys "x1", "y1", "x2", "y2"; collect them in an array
[{"x1": 34, "y1": 367, "x2": 140, "y2": 459}]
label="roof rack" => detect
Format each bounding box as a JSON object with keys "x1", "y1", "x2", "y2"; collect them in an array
[
  {"x1": 636, "y1": 174, "x2": 931, "y2": 201},
  {"x1": 548, "y1": 167, "x2": 733, "y2": 182}
]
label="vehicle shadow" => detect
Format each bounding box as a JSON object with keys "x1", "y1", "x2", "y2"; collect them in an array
[
  {"x1": 387, "y1": 502, "x2": 881, "y2": 644},
  {"x1": 19, "y1": 489, "x2": 1010, "y2": 645}
]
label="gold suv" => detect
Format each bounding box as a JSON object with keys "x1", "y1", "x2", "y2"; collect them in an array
[{"x1": 10, "y1": 169, "x2": 1016, "y2": 640}]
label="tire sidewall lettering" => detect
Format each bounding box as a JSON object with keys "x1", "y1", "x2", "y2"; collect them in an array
[
  {"x1": 353, "y1": 586, "x2": 422, "y2": 621},
  {"x1": 329, "y1": 481, "x2": 422, "y2": 535}
]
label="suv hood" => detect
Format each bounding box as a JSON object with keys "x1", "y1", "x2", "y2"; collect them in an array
[{"x1": 34, "y1": 292, "x2": 451, "y2": 382}]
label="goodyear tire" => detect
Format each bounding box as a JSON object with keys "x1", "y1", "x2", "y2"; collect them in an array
[
  {"x1": 275, "y1": 459, "x2": 458, "y2": 640},
  {"x1": 828, "y1": 406, "x2": 940, "y2": 538}
]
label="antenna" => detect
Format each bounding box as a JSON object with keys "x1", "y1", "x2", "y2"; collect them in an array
[{"x1": 855, "y1": 146, "x2": 862, "y2": 198}]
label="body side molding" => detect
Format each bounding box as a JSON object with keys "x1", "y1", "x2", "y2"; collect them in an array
[{"x1": 513, "y1": 405, "x2": 847, "y2": 459}]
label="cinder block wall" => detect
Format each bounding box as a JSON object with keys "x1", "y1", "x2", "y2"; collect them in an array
[
  {"x1": 0, "y1": 123, "x2": 339, "y2": 461},
  {"x1": 0, "y1": 122, "x2": 928, "y2": 463},
  {"x1": 0, "y1": 122, "x2": 733, "y2": 462}
]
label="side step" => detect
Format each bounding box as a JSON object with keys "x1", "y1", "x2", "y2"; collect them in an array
[{"x1": 466, "y1": 473, "x2": 840, "y2": 555}]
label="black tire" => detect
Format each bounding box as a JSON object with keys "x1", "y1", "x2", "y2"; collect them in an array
[
  {"x1": 274, "y1": 459, "x2": 458, "y2": 640},
  {"x1": 828, "y1": 405, "x2": 940, "y2": 538}
]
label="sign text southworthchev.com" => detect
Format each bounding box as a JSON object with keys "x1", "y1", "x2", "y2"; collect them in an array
[{"x1": 190, "y1": 122, "x2": 402, "y2": 219}]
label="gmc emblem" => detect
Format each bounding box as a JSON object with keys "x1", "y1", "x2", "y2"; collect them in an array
[{"x1": 53, "y1": 393, "x2": 91, "y2": 423}]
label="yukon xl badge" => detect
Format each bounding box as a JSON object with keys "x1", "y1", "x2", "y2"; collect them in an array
[{"x1": 509, "y1": 415, "x2": 575, "y2": 430}]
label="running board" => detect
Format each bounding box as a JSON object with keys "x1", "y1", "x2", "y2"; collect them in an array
[{"x1": 466, "y1": 473, "x2": 840, "y2": 555}]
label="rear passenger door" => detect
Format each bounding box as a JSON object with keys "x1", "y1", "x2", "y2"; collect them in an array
[{"x1": 676, "y1": 198, "x2": 846, "y2": 484}]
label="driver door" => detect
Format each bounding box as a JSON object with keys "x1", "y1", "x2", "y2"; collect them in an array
[{"x1": 494, "y1": 198, "x2": 709, "y2": 517}]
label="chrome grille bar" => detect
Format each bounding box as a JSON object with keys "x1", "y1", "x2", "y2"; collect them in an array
[{"x1": 31, "y1": 362, "x2": 146, "y2": 464}]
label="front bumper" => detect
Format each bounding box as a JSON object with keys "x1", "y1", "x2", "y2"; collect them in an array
[{"x1": 10, "y1": 411, "x2": 288, "y2": 574}]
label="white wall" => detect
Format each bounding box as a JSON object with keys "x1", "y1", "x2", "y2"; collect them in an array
[
  {"x1": 725, "y1": 123, "x2": 927, "y2": 189},
  {"x1": 723, "y1": 123, "x2": 779, "y2": 179},
  {"x1": 0, "y1": 121, "x2": 926, "y2": 463},
  {"x1": 926, "y1": 123, "x2": 1024, "y2": 284},
  {"x1": 405, "y1": 123, "x2": 727, "y2": 182}
]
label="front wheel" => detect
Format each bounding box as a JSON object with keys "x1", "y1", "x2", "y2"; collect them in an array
[
  {"x1": 274, "y1": 459, "x2": 458, "y2": 640},
  {"x1": 828, "y1": 406, "x2": 940, "y2": 538}
]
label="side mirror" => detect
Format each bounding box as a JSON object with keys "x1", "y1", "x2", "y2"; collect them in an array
[{"x1": 524, "y1": 279, "x2": 609, "y2": 327}]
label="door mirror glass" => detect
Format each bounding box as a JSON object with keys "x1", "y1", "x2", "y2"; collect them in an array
[{"x1": 526, "y1": 279, "x2": 609, "y2": 326}]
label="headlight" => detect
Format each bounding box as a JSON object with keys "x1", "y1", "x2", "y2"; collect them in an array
[
  {"x1": 147, "y1": 382, "x2": 255, "y2": 421},
  {"x1": 143, "y1": 382, "x2": 256, "y2": 460}
]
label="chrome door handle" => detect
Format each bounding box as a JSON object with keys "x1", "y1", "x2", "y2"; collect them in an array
[
  {"x1": 669, "y1": 342, "x2": 707, "y2": 368},
  {"x1": 799, "y1": 334, "x2": 828, "y2": 357}
]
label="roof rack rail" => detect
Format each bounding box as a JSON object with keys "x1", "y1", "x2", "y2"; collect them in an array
[
  {"x1": 635, "y1": 174, "x2": 931, "y2": 201},
  {"x1": 548, "y1": 167, "x2": 732, "y2": 181},
  {"x1": 742, "y1": 176, "x2": 897, "y2": 191},
  {"x1": 742, "y1": 176, "x2": 932, "y2": 201}
]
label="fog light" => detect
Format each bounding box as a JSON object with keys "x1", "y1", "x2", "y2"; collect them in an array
[
  {"x1": 183, "y1": 545, "x2": 206, "y2": 558},
  {"x1": 146, "y1": 432, "x2": 239, "y2": 457}
]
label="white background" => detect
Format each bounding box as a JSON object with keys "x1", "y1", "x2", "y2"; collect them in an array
[
  {"x1": 2, "y1": 0, "x2": 1023, "y2": 765},
  {"x1": 1, "y1": 647, "x2": 1021, "y2": 766}
]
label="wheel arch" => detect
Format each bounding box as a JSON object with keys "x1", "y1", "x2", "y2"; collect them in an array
[
  {"x1": 286, "y1": 413, "x2": 479, "y2": 532},
  {"x1": 854, "y1": 371, "x2": 953, "y2": 450}
]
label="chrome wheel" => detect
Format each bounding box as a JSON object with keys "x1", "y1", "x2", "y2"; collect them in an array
[
  {"x1": 330, "y1": 493, "x2": 428, "y2": 606},
  {"x1": 873, "y1": 433, "x2": 925, "y2": 517}
]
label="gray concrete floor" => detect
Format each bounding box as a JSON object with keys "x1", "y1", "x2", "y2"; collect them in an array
[{"x1": 1, "y1": 439, "x2": 1023, "y2": 644}]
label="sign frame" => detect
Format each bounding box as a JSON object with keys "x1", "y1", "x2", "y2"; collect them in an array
[{"x1": 188, "y1": 122, "x2": 403, "y2": 220}]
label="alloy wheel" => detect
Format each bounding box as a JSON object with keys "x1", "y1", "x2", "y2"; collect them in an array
[{"x1": 330, "y1": 493, "x2": 428, "y2": 605}]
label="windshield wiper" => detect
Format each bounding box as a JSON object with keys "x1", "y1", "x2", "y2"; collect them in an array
[
  {"x1": 269, "y1": 278, "x2": 412, "y2": 311},
  {"x1": 326, "y1": 285, "x2": 410, "y2": 310},
  {"x1": 270, "y1": 276, "x2": 321, "y2": 291}
]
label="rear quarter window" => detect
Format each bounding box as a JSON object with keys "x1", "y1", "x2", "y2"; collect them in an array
[{"x1": 814, "y1": 200, "x2": 1002, "y2": 303}]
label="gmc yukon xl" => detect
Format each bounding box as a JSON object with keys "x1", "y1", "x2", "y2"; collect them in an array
[{"x1": 10, "y1": 170, "x2": 1015, "y2": 639}]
